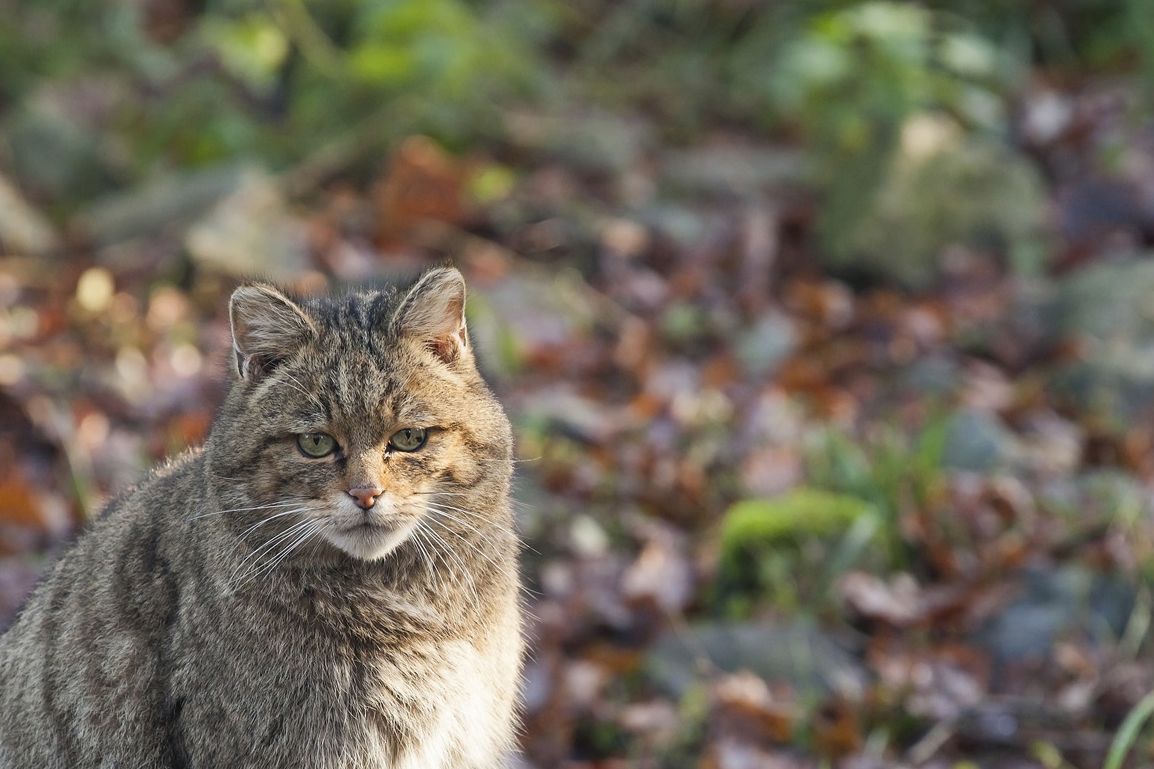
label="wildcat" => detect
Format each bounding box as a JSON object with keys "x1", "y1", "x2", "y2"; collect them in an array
[{"x1": 0, "y1": 267, "x2": 523, "y2": 768}]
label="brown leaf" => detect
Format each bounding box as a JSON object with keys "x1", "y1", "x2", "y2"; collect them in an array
[
  {"x1": 374, "y1": 136, "x2": 470, "y2": 246},
  {"x1": 622, "y1": 536, "x2": 694, "y2": 614},
  {"x1": 839, "y1": 571, "x2": 924, "y2": 626}
]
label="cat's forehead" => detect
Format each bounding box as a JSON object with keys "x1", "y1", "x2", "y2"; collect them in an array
[
  {"x1": 304, "y1": 290, "x2": 396, "y2": 344},
  {"x1": 276, "y1": 294, "x2": 456, "y2": 443}
]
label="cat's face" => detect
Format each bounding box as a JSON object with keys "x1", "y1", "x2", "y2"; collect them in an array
[{"x1": 211, "y1": 268, "x2": 512, "y2": 562}]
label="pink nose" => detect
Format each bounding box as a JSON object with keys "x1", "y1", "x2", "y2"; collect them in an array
[{"x1": 347, "y1": 487, "x2": 383, "y2": 510}]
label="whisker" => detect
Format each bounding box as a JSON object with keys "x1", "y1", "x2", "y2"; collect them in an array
[
  {"x1": 422, "y1": 507, "x2": 519, "y2": 581},
  {"x1": 192, "y1": 500, "x2": 306, "y2": 519},
  {"x1": 228, "y1": 519, "x2": 316, "y2": 584},
  {"x1": 411, "y1": 490, "x2": 532, "y2": 511},
  {"x1": 471, "y1": 457, "x2": 543, "y2": 464},
  {"x1": 236, "y1": 507, "x2": 316, "y2": 537},
  {"x1": 231, "y1": 521, "x2": 320, "y2": 590},
  {"x1": 247, "y1": 523, "x2": 320, "y2": 583},
  {"x1": 422, "y1": 499, "x2": 541, "y2": 555},
  {"x1": 422, "y1": 505, "x2": 496, "y2": 540},
  {"x1": 416, "y1": 522, "x2": 480, "y2": 606},
  {"x1": 407, "y1": 523, "x2": 437, "y2": 582}
]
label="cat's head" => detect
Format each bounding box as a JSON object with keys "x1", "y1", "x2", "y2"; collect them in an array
[{"x1": 208, "y1": 267, "x2": 513, "y2": 562}]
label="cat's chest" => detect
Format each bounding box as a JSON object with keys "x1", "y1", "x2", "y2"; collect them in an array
[{"x1": 354, "y1": 639, "x2": 509, "y2": 769}]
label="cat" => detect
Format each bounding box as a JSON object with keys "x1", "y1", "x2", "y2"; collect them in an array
[{"x1": 0, "y1": 267, "x2": 523, "y2": 769}]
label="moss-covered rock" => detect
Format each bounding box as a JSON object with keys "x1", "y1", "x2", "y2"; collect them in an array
[
  {"x1": 823, "y1": 125, "x2": 1047, "y2": 289},
  {"x1": 720, "y1": 488, "x2": 873, "y2": 555},
  {"x1": 1046, "y1": 257, "x2": 1154, "y2": 428}
]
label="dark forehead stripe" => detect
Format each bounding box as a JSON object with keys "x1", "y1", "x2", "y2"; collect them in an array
[
  {"x1": 290, "y1": 290, "x2": 411, "y2": 447},
  {"x1": 301, "y1": 288, "x2": 400, "y2": 354}
]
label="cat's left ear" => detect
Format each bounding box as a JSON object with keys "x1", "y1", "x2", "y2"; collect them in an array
[
  {"x1": 392, "y1": 267, "x2": 470, "y2": 366},
  {"x1": 229, "y1": 283, "x2": 317, "y2": 380}
]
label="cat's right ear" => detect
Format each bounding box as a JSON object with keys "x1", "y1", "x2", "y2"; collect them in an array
[{"x1": 229, "y1": 284, "x2": 317, "y2": 381}]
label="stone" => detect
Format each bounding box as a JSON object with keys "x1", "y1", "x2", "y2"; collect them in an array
[
  {"x1": 648, "y1": 618, "x2": 866, "y2": 699},
  {"x1": 941, "y1": 408, "x2": 1017, "y2": 472},
  {"x1": 185, "y1": 168, "x2": 310, "y2": 281},
  {"x1": 735, "y1": 311, "x2": 797, "y2": 378},
  {"x1": 1045, "y1": 257, "x2": 1154, "y2": 426},
  {"x1": 976, "y1": 565, "x2": 1135, "y2": 664},
  {"x1": 77, "y1": 165, "x2": 248, "y2": 247}
]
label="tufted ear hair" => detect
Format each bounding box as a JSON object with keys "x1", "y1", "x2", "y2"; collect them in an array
[
  {"x1": 229, "y1": 283, "x2": 317, "y2": 380},
  {"x1": 391, "y1": 267, "x2": 470, "y2": 365}
]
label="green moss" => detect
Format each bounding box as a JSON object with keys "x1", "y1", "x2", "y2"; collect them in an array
[{"x1": 720, "y1": 488, "x2": 873, "y2": 557}]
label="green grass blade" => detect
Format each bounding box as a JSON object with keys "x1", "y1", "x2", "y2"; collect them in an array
[{"x1": 1104, "y1": 690, "x2": 1154, "y2": 769}]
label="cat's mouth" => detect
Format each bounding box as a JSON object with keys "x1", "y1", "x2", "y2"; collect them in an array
[
  {"x1": 324, "y1": 515, "x2": 417, "y2": 561},
  {"x1": 341, "y1": 517, "x2": 392, "y2": 533}
]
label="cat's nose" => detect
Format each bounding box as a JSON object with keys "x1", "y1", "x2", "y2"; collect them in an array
[{"x1": 347, "y1": 486, "x2": 383, "y2": 510}]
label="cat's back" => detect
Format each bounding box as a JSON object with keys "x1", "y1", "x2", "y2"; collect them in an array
[{"x1": 0, "y1": 449, "x2": 204, "y2": 767}]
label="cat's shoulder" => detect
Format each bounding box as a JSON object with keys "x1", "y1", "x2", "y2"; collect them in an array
[{"x1": 94, "y1": 445, "x2": 205, "y2": 521}]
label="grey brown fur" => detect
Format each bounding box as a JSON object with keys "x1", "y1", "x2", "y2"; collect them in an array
[{"x1": 0, "y1": 268, "x2": 523, "y2": 768}]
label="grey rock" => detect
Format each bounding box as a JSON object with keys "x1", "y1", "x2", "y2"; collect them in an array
[
  {"x1": 2, "y1": 94, "x2": 120, "y2": 205},
  {"x1": 76, "y1": 165, "x2": 248, "y2": 247},
  {"x1": 504, "y1": 110, "x2": 652, "y2": 175},
  {"x1": 736, "y1": 312, "x2": 797, "y2": 378},
  {"x1": 1046, "y1": 257, "x2": 1154, "y2": 426},
  {"x1": 661, "y1": 143, "x2": 810, "y2": 198},
  {"x1": 1049, "y1": 257, "x2": 1154, "y2": 343},
  {"x1": 469, "y1": 267, "x2": 606, "y2": 382},
  {"x1": 648, "y1": 618, "x2": 865, "y2": 699},
  {"x1": 976, "y1": 565, "x2": 1135, "y2": 664},
  {"x1": 899, "y1": 355, "x2": 962, "y2": 397},
  {"x1": 942, "y1": 408, "x2": 1017, "y2": 472},
  {"x1": 0, "y1": 174, "x2": 60, "y2": 256},
  {"x1": 185, "y1": 168, "x2": 310, "y2": 281},
  {"x1": 826, "y1": 137, "x2": 1047, "y2": 288}
]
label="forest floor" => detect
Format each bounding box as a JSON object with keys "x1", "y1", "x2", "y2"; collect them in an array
[{"x1": 3, "y1": 5, "x2": 1154, "y2": 767}]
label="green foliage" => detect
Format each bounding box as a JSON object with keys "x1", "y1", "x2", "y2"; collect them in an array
[
  {"x1": 720, "y1": 489, "x2": 873, "y2": 551},
  {"x1": 767, "y1": 3, "x2": 1013, "y2": 153},
  {"x1": 806, "y1": 417, "x2": 950, "y2": 570},
  {"x1": 0, "y1": 0, "x2": 549, "y2": 205},
  {"x1": 715, "y1": 416, "x2": 955, "y2": 615},
  {"x1": 4, "y1": 0, "x2": 1153, "y2": 220},
  {"x1": 717, "y1": 488, "x2": 878, "y2": 614},
  {"x1": 763, "y1": 2, "x2": 1033, "y2": 286},
  {"x1": 1104, "y1": 690, "x2": 1154, "y2": 769}
]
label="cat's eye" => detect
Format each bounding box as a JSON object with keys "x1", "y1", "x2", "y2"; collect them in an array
[
  {"x1": 389, "y1": 427, "x2": 427, "y2": 452},
  {"x1": 297, "y1": 432, "x2": 337, "y2": 458}
]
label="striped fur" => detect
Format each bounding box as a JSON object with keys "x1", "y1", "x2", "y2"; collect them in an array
[{"x1": 0, "y1": 268, "x2": 523, "y2": 768}]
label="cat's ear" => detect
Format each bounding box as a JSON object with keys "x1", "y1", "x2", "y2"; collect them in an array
[
  {"x1": 229, "y1": 284, "x2": 317, "y2": 380},
  {"x1": 392, "y1": 267, "x2": 470, "y2": 365}
]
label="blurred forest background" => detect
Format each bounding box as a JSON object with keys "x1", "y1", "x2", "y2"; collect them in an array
[{"x1": 2, "y1": 0, "x2": 1154, "y2": 766}]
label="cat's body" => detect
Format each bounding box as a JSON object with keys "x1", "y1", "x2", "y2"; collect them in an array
[{"x1": 0, "y1": 268, "x2": 522, "y2": 768}]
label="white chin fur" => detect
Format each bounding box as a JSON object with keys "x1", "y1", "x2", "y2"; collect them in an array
[{"x1": 323, "y1": 519, "x2": 417, "y2": 561}]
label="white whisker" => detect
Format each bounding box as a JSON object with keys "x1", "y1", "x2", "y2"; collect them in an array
[
  {"x1": 236, "y1": 507, "x2": 316, "y2": 537},
  {"x1": 247, "y1": 523, "x2": 321, "y2": 583},
  {"x1": 192, "y1": 500, "x2": 305, "y2": 519},
  {"x1": 228, "y1": 519, "x2": 316, "y2": 585},
  {"x1": 230, "y1": 521, "x2": 321, "y2": 590},
  {"x1": 423, "y1": 507, "x2": 518, "y2": 582},
  {"x1": 415, "y1": 521, "x2": 480, "y2": 606}
]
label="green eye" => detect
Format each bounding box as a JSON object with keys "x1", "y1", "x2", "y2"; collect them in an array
[
  {"x1": 389, "y1": 427, "x2": 427, "y2": 452},
  {"x1": 297, "y1": 432, "x2": 337, "y2": 458}
]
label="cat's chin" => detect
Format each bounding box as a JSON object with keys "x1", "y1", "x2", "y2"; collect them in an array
[{"x1": 323, "y1": 519, "x2": 417, "y2": 561}]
